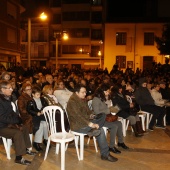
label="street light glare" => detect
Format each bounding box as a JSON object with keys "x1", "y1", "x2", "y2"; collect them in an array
[
  {"x1": 40, "y1": 12, "x2": 47, "y2": 20},
  {"x1": 63, "y1": 33, "x2": 68, "y2": 40}
]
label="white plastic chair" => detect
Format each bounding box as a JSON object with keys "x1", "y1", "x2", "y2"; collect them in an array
[
  {"x1": 149, "y1": 114, "x2": 166, "y2": 126},
  {"x1": 43, "y1": 106, "x2": 79, "y2": 170},
  {"x1": 72, "y1": 131, "x2": 98, "y2": 160},
  {"x1": 63, "y1": 104, "x2": 98, "y2": 160},
  {"x1": 118, "y1": 117, "x2": 129, "y2": 137},
  {"x1": 138, "y1": 105, "x2": 152, "y2": 130},
  {"x1": 0, "y1": 102, "x2": 16, "y2": 159},
  {"x1": 126, "y1": 95, "x2": 146, "y2": 131},
  {"x1": 86, "y1": 126, "x2": 109, "y2": 153},
  {"x1": 0, "y1": 136, "x2": 11, "y2": 159}
]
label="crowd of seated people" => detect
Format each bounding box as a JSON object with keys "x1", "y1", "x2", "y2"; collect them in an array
[{"x1": 0, "y1": 62, "x2": 170, "y2": 164}]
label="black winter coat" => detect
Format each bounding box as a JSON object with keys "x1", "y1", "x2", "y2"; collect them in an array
[
  {"x1": 26, "y1": 97, "x2": 48, "y2": 134},
  {"x1": 111, "y1": 93, "x2": 131, "y2": 119},
  {"x1": 0, "y1": 94, "x2": 22, "y2": 128}
]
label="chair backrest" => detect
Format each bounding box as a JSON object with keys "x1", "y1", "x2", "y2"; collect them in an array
[
  {"x1": 88, "y1": 100, "x2": 93, "y2": 110},
  {"x1": 125, "y1": 95, "x2": 132, "y2": 103},
  {"x1": 43, "y1": 106, "x2": 66, "y2": 135},
  {"x1": 11, "y1": 102, "x2": 16, "y2": 112}
]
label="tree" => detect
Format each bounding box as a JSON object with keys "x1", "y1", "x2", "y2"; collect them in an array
[{"x1": 155, "y1": 23, "x2": 170, "y2": 55}]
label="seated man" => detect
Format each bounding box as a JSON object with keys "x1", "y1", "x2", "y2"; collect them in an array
[
  {"x1": 134, "y1": 78, "x2": 166, "y2": 131},
  {"x1": 66, "y1": 84, "x2": 118, "y2": 162},
  {"x1": 0, "y1": 80, "x2": 35, "y2": 165}
]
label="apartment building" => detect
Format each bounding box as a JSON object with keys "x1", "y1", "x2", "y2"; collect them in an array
[
  {"x1": 20, "y1": 0, "x2": 170, "y2": 71},
  {"x1": 104, "y1": 22, "x2": 165, "y2": 73},
  {"x1": 20, "y1": 21, "x2": 49, "y2": 68},
  {"x1": 0, "y1": 0, "x2": 24, "y2": 69},
  {"x1": 48, "y1": 0, "x2": 105, "y2": 69},
  {"x1": 20, "y1": 0, "x2": 105, "y2": 69}
]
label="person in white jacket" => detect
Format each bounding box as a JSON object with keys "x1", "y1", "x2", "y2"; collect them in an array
[
  {"x1": 53, "y1": 80, "x2": 73, "y2": 107},
  {"x1": 151, "y1": 83, "x2": 167, "y2": 107},
  {"x1": 151, "y1": 82, "x2": 166, "y2": 128}
]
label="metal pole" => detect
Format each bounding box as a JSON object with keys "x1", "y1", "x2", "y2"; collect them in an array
[
  {"x1": 56, "y1": 38, "x2": 58, "y2": 69},
  {"x1": 100, "y1": 55, "x2": 102, "y2": 68},
  {"x1": 28, "y1": 18, "x2": 31, "y2": 68},
  {"x1": 134, "y1": 23, "x2": 136, "y2": 71}
]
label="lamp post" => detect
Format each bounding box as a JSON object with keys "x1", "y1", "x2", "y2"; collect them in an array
[
  {"x1": 98, "y1": 50, "x2": 102, "y2": 68},
  {"x1": 27, "y1": 12, "x2": 47, "y2": 68},
  {"x1": 54, "y1": 32, "x2": 68, "y2": 69},
  {"x1": 98, "y1": 40, "x2": 103, "y2": 69}
]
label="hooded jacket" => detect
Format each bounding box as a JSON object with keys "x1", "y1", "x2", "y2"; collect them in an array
[{"x1": 134, "y1": 78, "x2": 155, "y2": 106}]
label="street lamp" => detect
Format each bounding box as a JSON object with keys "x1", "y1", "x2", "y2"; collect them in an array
[
  {"x1": 54, "y1": 32, "x2": 68, "y2": 69},
  {"x1": 27, "y1": 12, "x2": 47, "y2": 68},
  {"x1": 98, "y1": 50, "x2": 102, "y2": 68},
  {"x1": 98, "y1": 40, "x2": 103, "y2": 69}
]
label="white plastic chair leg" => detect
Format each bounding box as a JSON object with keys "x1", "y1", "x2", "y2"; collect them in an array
[
  {"x1": 60, "y1": 142, "x2": 65, "y2": 170},
  {"x1": 87, "y1": 136, "x2": 99, "y2": 152},
  {"x1": 92, "y1": 136, "x2": 98, "y2": 152},
  {"x1": 139, "y1": 115, "x2": 145, "y2": 131},
  {"x1": 2, "y1": 137, "x2": 11, "y2": 160},
  {"x1": 74, "y1": 137, "x2": 80, "y2": 161},
  {"x1": 44, "y1": 138, "x2": 51, "y2": 160},
  {"x1": 87, "y1": 137, "x2": 90, "y2": 145},
  {"x1": 79, "y1": 135, "x2": 84, "y2": 160},
  {"x1": 122, "y1": 119, "x2": 128, "y2": 137},
  {"x1": 145, "y1": 113, "x2": 151, "y2": 130},
  {"x1": 164, "y1": 115, "x2": 166, "y2": 126},
  {"x1": 29, "y1": 134, "x2": 33, "y2": 150},
  {"x1": 56, "y1": 143, "x2": 60, "y2": 154},
  {"x1": 125, "y1": 120, "x2": 130, "y2": 131}
]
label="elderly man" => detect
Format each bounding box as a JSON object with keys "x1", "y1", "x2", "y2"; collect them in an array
[
  {"x1": 0, "y1": 80, "x2": 35, "y2": 165},
  {"x1": 66, "y1": 84, "x2": 118, "y2": 162}
]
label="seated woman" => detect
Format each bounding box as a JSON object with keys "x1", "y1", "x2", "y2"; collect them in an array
[
  {"x1": 92, "y1": 83, "x2": 129, "y2": 154},
  {"x1": 26, "y1": 85, "x2": 48, "y2": 151},
  {"x1": 42, "y1": 84, "x2": 70, "y2": 132},
  {"x1": 18, "y1": 83, "x2": 33, "y2": 134},
  {"x1": 110, "y1": 84, "x2": 144, "y2": 137},
  {"x1": 53, "y1": 80, "x2": 73, "y2": 108}
]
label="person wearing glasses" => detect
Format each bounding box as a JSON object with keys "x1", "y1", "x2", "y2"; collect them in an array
[
  {"x1": 17, "y1": 83, "x2": 33, "y2": 135},
  {"x1": 0, "y1": 80, "x2": 35, "y2": 165}
]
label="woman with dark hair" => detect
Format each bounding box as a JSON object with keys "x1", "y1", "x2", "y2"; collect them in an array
[
  {"x1": 18, "y1": 83, "x2": 33, "y2": 134},
  {"x1": 110, "y1": 84, "x2": 144, "y2": 137},
  {"x1": 92, "y1": 83, "x2": 129, "y2": 154}
]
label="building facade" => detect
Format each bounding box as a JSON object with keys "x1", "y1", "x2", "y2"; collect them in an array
[
  {"x1": 0, "y1": 0, "x2": 24, "y2": 69},
  {"x1": 20, "y1": 0, "x2": 170, "y2": 72},
  {"x1": 20, "y1": 0, "x2": 106, "y2": 70},
  {"x1": 20, "y1": 21, "x2": 49, "y2": 68},
  {"x1": 104, "y1": 23, "x2": 166, "y2": 73}
]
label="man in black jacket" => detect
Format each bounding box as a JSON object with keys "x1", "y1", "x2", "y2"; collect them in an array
[
  {"x1": 134, "y1": 78, "x2": 166, "y2": 131},
  {"x1": 0, "y1": 80, "x2": 35, "y2": 165}
]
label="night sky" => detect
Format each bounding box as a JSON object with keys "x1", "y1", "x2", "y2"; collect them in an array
[{"x1": 21, "y1": 0, "x2": 170, "y2": 21}]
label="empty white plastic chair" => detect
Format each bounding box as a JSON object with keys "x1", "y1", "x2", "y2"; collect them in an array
[{"x1": 43, "y1": 106, "x2": 79, "y2": 170}]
